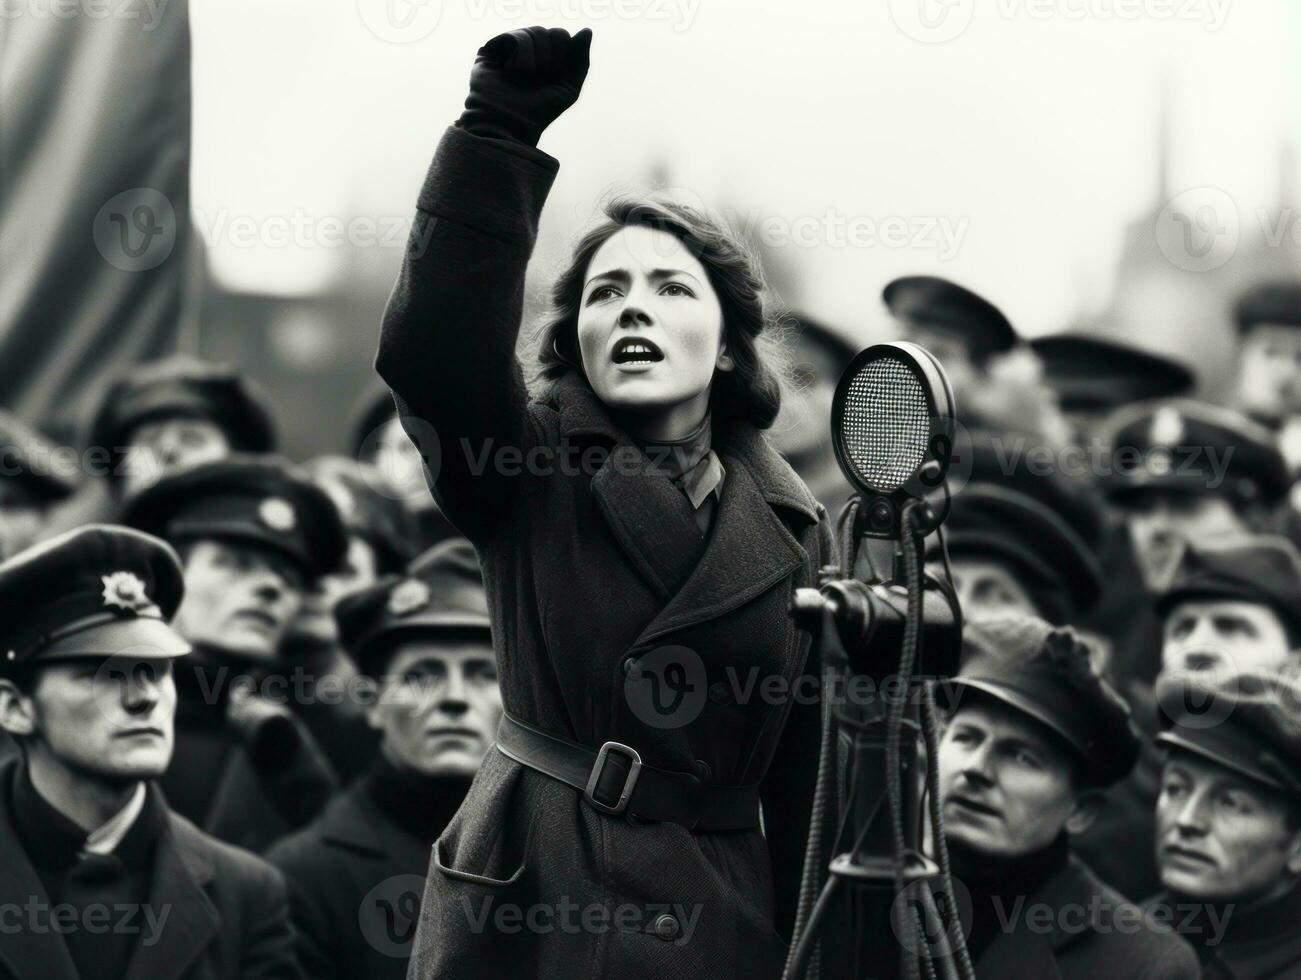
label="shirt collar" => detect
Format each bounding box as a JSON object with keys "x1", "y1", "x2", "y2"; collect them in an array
[{"x1": 84, "y1": 783, "x2": 146, "y2": 855}]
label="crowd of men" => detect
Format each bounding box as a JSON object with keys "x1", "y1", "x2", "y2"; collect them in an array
[{"x1": 0, "y1": 273, "x2": 1298, "y2": 977}]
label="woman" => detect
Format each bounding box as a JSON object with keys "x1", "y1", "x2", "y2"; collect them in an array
[{"x1": 376, "y1": 27, "x2": 835, "y2": 979}]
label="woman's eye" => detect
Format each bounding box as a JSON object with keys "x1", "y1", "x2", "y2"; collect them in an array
[
  {"x1": 587, "y1": 285, "x2": 620, "y2": 303},
  {"x1": 660, "y1": 282, "x2": 693, "y2": 297}
]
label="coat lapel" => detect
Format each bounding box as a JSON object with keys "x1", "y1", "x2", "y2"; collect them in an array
[
  {"x1": 975, "y1": 857, "x2": 1097, "y2": 980},
  {"x1": 0, "y1": 764, "x2": 79, "y2": 980},
  {"x1": 123, "y1": 810, "x2": 220, "y2": 980}
]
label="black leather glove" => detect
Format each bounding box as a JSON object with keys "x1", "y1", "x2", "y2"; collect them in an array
[{"x1": 457, "y1": 26, "x2": 593, "y2": 146}]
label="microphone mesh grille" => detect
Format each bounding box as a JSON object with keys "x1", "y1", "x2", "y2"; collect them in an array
[{"x1": 841, "y1": 356, "x2": 930, "y2": 492}]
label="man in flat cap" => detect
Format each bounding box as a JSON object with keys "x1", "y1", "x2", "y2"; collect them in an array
[
  {"x1": 0, "y1": 408, "x2": 79, "y2": 561},
  {"x1": 0, "y1": 525, "x2": 301, "y2": 979},
  {"x1": 1233, "y1": 281, "x2": 1301, "y2": 471},
  {"x1": 267, "y1": 538, "x2": 499, "y2": 980},
  {"x1": 884, "y1": 275, "x2": 1069, "y2": 447},
  {"x1": 280, "y1": 455, "x2": 415, "y2": 783},
  {"x1": 927, "y1": 431, "x2": 1107, "y2": 627},
  {"x1": 1079, "y1": 535, "x2": 1301, "y2": 905},
  {"x1": 933, "y1": 615, "x2": 1199, "y2": 978},
  {"x1": 121, "y1": 454, "x2": 347, "y2": 852},
  {"x1": 88, "y1": 355, "x2": 276, "y2": 499},
  {"x1": 1030, "y1": 332, "x2": 1195, "y2": 447},
  {"x1": 1146, "y1": 669, "x2": 1301, "y2": 977}
]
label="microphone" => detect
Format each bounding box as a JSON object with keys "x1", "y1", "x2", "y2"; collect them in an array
[{"x1": 831, "y1": 342, "x2": 957, "y2": 539}]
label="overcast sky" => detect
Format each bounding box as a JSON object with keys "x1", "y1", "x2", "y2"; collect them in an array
[{"x1": 190, "y1": 0, "x2": 1299, "y2": 341}]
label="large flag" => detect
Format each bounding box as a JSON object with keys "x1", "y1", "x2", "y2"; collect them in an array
[{"x1": 0, "y1": 0, "x2": 193, "y2": 448}]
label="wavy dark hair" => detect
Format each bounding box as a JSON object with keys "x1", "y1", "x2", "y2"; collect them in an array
[{"x1": 535, "y1": 198, "x2": 784, "y2": 429}]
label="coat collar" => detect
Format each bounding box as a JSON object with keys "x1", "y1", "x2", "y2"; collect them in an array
[
  {"x1": 974, "y1": 856, "x2": 1109, "y2": 980},
  {"x1": 0, "y1": 763, "x2": 219, "y2": 980}
]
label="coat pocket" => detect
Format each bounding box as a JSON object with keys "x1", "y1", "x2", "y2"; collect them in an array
[{"x1": 433, "y1": 745, "x2": 536, "y2": 888}]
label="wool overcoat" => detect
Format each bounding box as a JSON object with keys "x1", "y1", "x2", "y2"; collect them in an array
[
  {"x1": 0, "y1": 760, "x2": 302, "y2": 980},
  {"x1": 376, "y1": 125, "x2": 835, "y2": 979}
]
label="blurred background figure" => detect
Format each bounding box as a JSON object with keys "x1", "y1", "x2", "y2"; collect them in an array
[
  {"x1": 0, "y1": 409, "x2": 79, "y2": 561},
  {"x1": 268, "y1": 538, "x2": 498, "y2": 980},
  {"x1": 280, "y1": 454, "x2": 415, "y2": 782},
  {"x1": 121, "y1": 456, "x2": 345, "y2": 853},
  {"x1": 1233, "y1": 281, "x2": 1301, "y2": 473},
  {"x1": 1031, "y1": 333, "x2": 1196, "y2": 449}
]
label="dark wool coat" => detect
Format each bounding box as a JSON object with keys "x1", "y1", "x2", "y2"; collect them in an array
[
  {"x1": 376, "y1": 125, "x2": 834, "y2": 980},
  {"x1": 267, "y1": 779, "x2": 439, "y2": 980},
  {"x1": 0, "y1": 761, "x2": 302, "y2": 980},
  {"x1": 974, "y1": 856, "x2": 1200, "y2": 979},
  {"x1": 1145, "y1": 886, "x2": 1301, "y2": 979}
]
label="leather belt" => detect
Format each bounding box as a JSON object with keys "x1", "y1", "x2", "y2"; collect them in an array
[{"x1": 494, "y1": 712, "x2": 762, "y2": 833}]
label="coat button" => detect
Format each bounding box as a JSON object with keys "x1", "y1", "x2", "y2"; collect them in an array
[
  {"x1": 708, "y1": 681, "x2": 732, "y2": 705},
  {"x1": 651, "y1": 913, "x2": 680, "y2": 941},
  {"x1": 622, "y1": 656, "x2": 640, "y2": 678}
]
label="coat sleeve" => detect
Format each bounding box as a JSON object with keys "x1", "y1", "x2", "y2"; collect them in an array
[
  {"x1": 375, "y1": 125, "x2": 560, "y2": 543},
  {"x1": 760, "y1": 507, "x2": 837, "y2": 941},
  {"x1": 239, "y1": 859, "x2": 307, "y2": 979}
]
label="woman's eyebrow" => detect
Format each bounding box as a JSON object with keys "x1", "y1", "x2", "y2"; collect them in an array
[
  {"x1": 584, "y1": 267, "x2": 702, "y2": 288},
  {"x1": 584, "y1": 268, "x2": 630, "y2": 288}
]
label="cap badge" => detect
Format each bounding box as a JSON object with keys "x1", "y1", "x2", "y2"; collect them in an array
[
  {"x1": 388, "y1": 579, "x2": 431, "y2": 617},
  {"x1": 101, "y1": 572, "x2": 152, "y2": 614},
  {"x1": 1150, "y1": 406, "x2": 1185, "y2": 448},
  {"x1": 259, "y1": 497, "x2": 297, "y2": 533}
]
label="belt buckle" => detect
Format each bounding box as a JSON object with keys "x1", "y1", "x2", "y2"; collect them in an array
[{"x1": 584, "y1": 741, "x2": 642, "y2": 816}]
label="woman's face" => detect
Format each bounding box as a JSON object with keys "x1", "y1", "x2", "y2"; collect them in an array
[{"x1": 576, "y1": 225, "x2": 731, "y2": 437}]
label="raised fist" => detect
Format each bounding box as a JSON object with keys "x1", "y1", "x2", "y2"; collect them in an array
[{"x1": 459, "y1": 26, "x2": 593, "y2": 146}]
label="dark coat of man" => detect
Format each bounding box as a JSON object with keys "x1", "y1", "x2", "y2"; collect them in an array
[
  {"x1": 375, "y1": 124, "x2": 834, "y2": 978},
  {"x1": 0, "y1": 759, "x2": 301, "y2": 980},
  {"x1": 974, "y1": 854, "x2": 1200, "y2": 979},
  {"x1": 266, "y1": 768, "x2": 469, "y2": 980},
  {"x1": 1144, "y1": 885, "x2": 1301, "y2": 979}
]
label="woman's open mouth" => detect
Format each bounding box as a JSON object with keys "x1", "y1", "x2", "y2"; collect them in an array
[{"x1": 611, "y1": 337, "x2": 665, "y2": 365}]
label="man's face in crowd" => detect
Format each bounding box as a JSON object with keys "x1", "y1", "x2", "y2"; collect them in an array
[
  {"x1": 368, "y1": 634, "x2": 502, "y2": 778},
  {"x1": 1238, "y1": 325, "x2": 1301, "y2": 424},
  {"x1": 1123, "y1": 490, "x2": 1247, "y2": 593},
  {"x1": 1156, "y1": 751, "x2": 1301, "y2": 904},
  {"x1": 0, "y1": 481, "x2": 45, "y2": 561},
  {"x1": 123, "y1": 416, "x2": 231, "y2": 496},
  {"x1": 1162, "y1": 599, "x2": 1293, "y2": 678},
  {"x1": 172, "y1": 539, "x2": 304, "y2": 662},
  {"x1": 291, "y1": 536, "x2": 380, "y2": 647},
  {"x1": 0, "y1": 657, "x2": 178, "y2": 782},
  {"x1": 941, "y1": 558, "x2": 1040, "y2": 621},
  {"x1": 939, "y1": 696, "x2": 1083, "y2": 858}
]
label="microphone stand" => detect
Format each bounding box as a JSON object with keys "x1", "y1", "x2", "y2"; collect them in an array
[{"x1": 784, "y1": 496, "x2": 972, "y2": 980}]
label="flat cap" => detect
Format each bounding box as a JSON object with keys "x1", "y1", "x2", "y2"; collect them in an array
[
  {"x1": 89, "y1": 356, "x2": 276, "y2": 459},
  {"x1": 1234, "y1": 280, "x2": 1301, "y2": 333},
  {"x1": 119, "y1": 455, "x2": 347, "y2": 579},
  {"x1": 0, "y1": 525, "x2": 190, "y2": 670},
  {"x1": 1156, "y1": 534, "x2": 1301, "y2": 640},
  {"x1": 303, "y1": 456, "x2": 414, "y2": 575},
  {"x1": 1030, "y1": 333, "x2": 1195, "y2": 416},
  {"x1": 335, "y1": 538, "x2": 491, "y2": 676},
  {"x1": 883, "y1": 276, "x2": 1018, "y2": 362},
  {"x1": 1097, "y1": 399, "x2": 1291, "y2": 508},
  {"x1": 1156, "y1": 669, "x2": 1301, "y2": 797},
  {"x1": 940, "y1": 615, "x2": 1140, "y2": 786}
]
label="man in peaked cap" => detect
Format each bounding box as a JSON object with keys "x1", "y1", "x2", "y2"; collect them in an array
[
  {"x1": 0, "y1": 408, "x2": 80, "y2": 561},
  {"x1": 120, "y1": 454, "x2": 347, "y2": 853},
  {"x1": 0, "y1": 525, "x2": 301, "y2": 979},
  {"x1": 933, "y1": 615, "x2": 1198, "y2": 978},
  {"x1": 267, "y1": 538, "x2": 499, "y2": 980},
  {"x1": 1077, "y1": 534, "x2": 1301, "y2": 909},
  {"x1": 1145, "y1": 669, "x2": 1301, "y2": 977},
  {"x1": 280, "y1": 455, "x2": 416, "y2": 783},
  {"x1": 88, "y1": 355, "x2": 277, "y2": 498},
  {"x1": 1030, "y1": 332, "x2": 1196, "y2": 444},
  {"x1": 1233, "y1": 281, "x2": 1301, "y2": 436}
]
